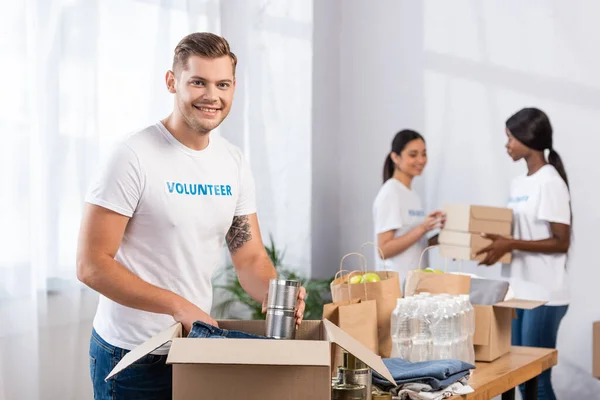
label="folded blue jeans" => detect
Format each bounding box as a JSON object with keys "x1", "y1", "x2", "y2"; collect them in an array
[
  {"x1": 372, "y1": 358, "x2": 475, "y2": 391},
  {"x1": 187, "y1": 321, "x2": 270, "y2": 339}
]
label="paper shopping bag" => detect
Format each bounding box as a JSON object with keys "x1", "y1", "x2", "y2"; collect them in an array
[
  {"x1": 330, "y1": 250, "x2": 401, "y2": 358},
  {"x1": 404, "y1": 246, "x2": 472, "y2": 297},
  {"x1": 322, "y1": 298, "x2": 378, "y2": 376}
]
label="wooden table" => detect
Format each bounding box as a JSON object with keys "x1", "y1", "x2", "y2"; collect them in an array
[{"x1": 452, "y1": 346, "x2": 558, "y2": 400}]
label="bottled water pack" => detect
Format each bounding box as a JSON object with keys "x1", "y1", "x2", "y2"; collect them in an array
[{"x1": 390, "y1": 293, "x2": 475, "y2": 364}]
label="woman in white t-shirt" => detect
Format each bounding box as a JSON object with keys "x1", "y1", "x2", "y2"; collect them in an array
[
  {"x1": 372, "y1": 130, "x2": 445, "y2": 282},
  {"x1": 477, "y1": 108, "x2": 570, "y2": 400}
]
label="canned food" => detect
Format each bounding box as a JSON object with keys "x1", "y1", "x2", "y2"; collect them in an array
[
  {"x1": 332, "y1": 383, "x2": 368, "y2": 400},
  {"x1": 265, "y1": 308, "x2": 296, "y2": 339},
  {"x1": 267, "y1": 279, "x2": 300, "y2": 310},
  {"x1": 371, "y1": 392, "x2": 392, "y2": 400},
  {"x1": 343, "y1": 351, "x2": 368, "y2": 370},
  {"x1": 337, "y1": 367, "x2": 372, "y2": 396}
]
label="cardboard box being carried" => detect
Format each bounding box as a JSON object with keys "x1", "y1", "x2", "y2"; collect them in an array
[
  {"x1": 439, "y1": 231, "x2": 512, "y2": 264},
  {"x1": 106, "y1": 319, "x2": 395, "y2": 400},
  {"x1": 474, "y1": 298, "x2": 546, "y2": 362},
  {"x1": 443, "y1": 204, "x2": 513, "y2": 236}
]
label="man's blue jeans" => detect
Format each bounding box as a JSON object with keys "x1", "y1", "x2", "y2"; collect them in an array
[
  {"x1": 511, "y1": 305, "x2": 568, "y2": 400},
  {"x1": 89, "y1": 321, "x2": 267, "y2": 399},
  {"x1": 89, "y1": 328, "x2": 172, "y2": 400}
]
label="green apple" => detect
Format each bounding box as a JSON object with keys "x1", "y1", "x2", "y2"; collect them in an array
[
  {"x1": 363, "y1": 272, "x2": 381, "y2": 283},
  {"x1": 422, "y1": 268, "x2": 434, "y2": 273},
  {"x1": 349, "y1": 275, "x2": 364, "y2": 284}
]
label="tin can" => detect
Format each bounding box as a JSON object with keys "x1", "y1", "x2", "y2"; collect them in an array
[
  {"x1": 337, "y1": 367, "x2": 372, "y2": 396},
  {"x1": 332, "y1": 383, "x2": 368, "y2": 400},
  {"x1": 266, "y1": 279, "x2": 300, "y2": 310},
  {"x1": 265, "y1": 309, "x2": 296, "y2": 339},
  {"x1": 371, "y1": 392, "x2": 392, "y2": 400},
  {"x1": 343, "y1": 351, "x2": 368, "y2": 370}
]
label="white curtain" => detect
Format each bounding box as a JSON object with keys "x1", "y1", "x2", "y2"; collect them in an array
[{"x1": 0, "y1": 0, "x2": 312, "y2": 398}]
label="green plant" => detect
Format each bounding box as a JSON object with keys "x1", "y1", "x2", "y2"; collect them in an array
[{"x1": 212, "y1": 235, "x2": 333, "y2": 320}]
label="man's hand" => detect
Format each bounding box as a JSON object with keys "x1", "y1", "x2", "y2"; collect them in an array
[
  {"x1": 172, "y1": 299, "x2": 218, "y2": 333},
  {"x1": 262, "y1": 285, "x2": 307, "y2": 326},
  {"x1": 475, "y1": 233, "x2": 513, "y2": 266}
]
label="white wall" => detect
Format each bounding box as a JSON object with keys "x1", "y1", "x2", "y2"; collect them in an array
[{"x1": 313, "y1": 0, "x2": 600, "y2": 379}]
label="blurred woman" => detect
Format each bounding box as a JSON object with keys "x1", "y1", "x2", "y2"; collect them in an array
[
  {"x1": 477, "y1": 108, "x2": 571, "y2": 400},
  {"x1": 372, "y1": 130, "x2": 444, "y2": 279}
]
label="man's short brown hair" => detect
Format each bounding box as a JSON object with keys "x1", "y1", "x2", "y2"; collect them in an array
[{"x1": 172, "y1": 32, "x2": 237, "y2": 75}]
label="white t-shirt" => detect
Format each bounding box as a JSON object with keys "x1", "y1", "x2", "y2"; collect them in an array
[
  {"x1": 372, "y1": 179, "x2": 428, "y2": 277},
  {"x1": 502, "y1": 164, "x2": 571, "y2": 306},
  {"x1": 85, "y1": 122, "x2": 256, "y2": 353}
]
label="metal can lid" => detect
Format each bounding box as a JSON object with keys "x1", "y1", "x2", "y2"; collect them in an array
[
  {"x1": 332, "y1": 383, "x2": 366, "y2": 391},
  {"x1": 371, "y1": 392, "x2": 392, "y2": 400},
  {"x1": 332, "y1": 384, "x2": 368, "y2": 399},
  {"x1": 269, "y1": 279, "x2": 301, "y2": 287}
]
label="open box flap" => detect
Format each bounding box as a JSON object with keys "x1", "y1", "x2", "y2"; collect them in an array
[
  {"x1": 166, "y1": 337, "x2": 331, "y2": 366},
  {"x1": 493, "y1": 299, "x2": 547, "y2": 310},
  {"x1": 105, "y1": 322, "x2": 182, "y2": 381},
  {"x1": 322, "y1": 319, "x2": 396, "y2": 386}
]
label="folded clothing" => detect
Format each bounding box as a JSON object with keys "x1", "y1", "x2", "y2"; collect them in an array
[
  {"x1": 188, "y1": 321, "x2": 269, "y2": 339},
  {"x1": 372, "y1": 358, "x2": 475, "y2": 391},
  {"x1": 391, "y1": 378, "x2": 474, "y2": 399}
]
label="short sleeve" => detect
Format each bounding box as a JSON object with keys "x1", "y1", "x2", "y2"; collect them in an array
[
  {"x1": 84, "y1": 143, "x2": 144, "y2": 217},
  {"x1": 234, "y1": 156, "x2": 257, "y2": 216},
  {"x1": 373, "y1": 185, "x2": 403, "y2": 234},
  {"x1": 537, "y1": 178, "x2": 571, "y2": 225}
]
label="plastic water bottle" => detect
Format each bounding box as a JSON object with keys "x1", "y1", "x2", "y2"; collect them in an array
[
  {"x1": 410, "y1": 298, "x2": 433, "y2": 362},
  {"x1": 460, "y1": 294, "x2": 476, "y2": 365},
  {"x1": 390, "y1": 298, "x2": 412, "y2": 359},
  {"x1": 432, "y1": 299, "x2": 454, "y2": 360}
]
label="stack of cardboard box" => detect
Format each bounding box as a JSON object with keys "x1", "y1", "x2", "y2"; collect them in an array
[{"x1": 438, "y1": 204, "x2": 514, "y2": 264}]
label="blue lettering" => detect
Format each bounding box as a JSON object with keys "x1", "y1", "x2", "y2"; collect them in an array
[
  {"x1": 408, "y1": 210, "x2": 425, "y2": 217},
  {"x1": 509, "y1": 195, "x2": 529, "y2": 203},
  {"x1": 166, "y1": 181, "x2": 234, "y2": 196}
]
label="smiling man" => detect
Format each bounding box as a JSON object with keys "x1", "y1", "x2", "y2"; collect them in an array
[{"x1": 76, "y1": 32, "x2": 306, "y2": 399}]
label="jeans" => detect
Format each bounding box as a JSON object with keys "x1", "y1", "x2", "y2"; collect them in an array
[
  {"x1": 89, "y1": 328, "x2": 172, "y2": 400},
  {"x1": 512, "y1": 305, "x2": 568, "y2": 400},
  {"x1": 372, "y1": 358, "x2": 475, "y2": 391},
  {"x1": 187, "y1": 321, "x2": 269, "y2": 339}
]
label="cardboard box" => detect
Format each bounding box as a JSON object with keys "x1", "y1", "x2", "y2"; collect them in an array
[
  {"x1": 474, "y1": 299, "x2": 546, "y2": 362},
  {"x1": 443, "y1": 204, "x2": 513, "y2": 236},
  {"x1": 106, "y1": 319, "x2": 395, "y2": 399},
  {"x1": 438, "y1": 232, "x2": 512, "y2": 264},
  {"x1": 593, "y1": 321, "x2": 600, "y2": 378}
]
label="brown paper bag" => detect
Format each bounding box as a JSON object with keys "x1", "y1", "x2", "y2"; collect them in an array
[
  {"x1": 404, "y1": 246, "x2": 472, "y2": 297},
  {"x1": 322, "y1": 297, "x2": 378, "y2": 376},
  {"x1": 330, "y1": 250, "x2": 402, "y2": 358}
]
